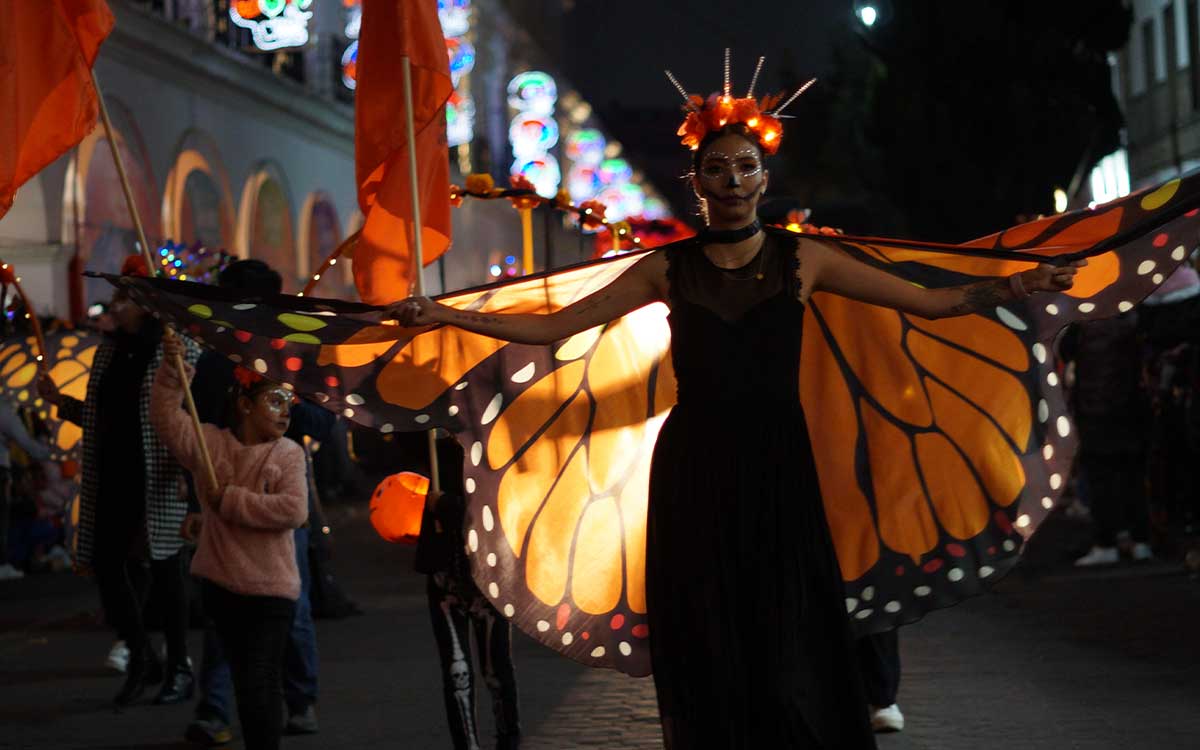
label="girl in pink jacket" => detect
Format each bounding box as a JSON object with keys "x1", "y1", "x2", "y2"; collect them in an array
[{"x1": 151, "y1": 333, "x2": 306, "y2": 750}]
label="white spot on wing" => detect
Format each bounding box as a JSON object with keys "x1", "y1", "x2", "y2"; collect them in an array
[
  {"x1": 481, "y1": 394, "x2": 504, "y2": 425},
  {"x1": 511, "y1": 362, "x2": 536, "y2": 383},
  {"x1": 996, "y1": 307, "x2": 1028, "y2": 331}
]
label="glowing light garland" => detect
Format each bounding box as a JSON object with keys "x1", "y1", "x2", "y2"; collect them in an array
[
  {"x1": 230, "y1": 0, "x2": 314, "y2": 52},
  {"x1": 508, "y1": 71, "x2": 560, "y2": 198}
]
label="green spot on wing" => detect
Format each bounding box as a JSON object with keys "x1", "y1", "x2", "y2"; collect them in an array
[
  {"x1": 278, "y1": 313, "x2": 327, "y2": 332},
  {"x1": 283, "y1": 333, "x2": 322, "y2": 345},
  {"x1": 188, "y1": 304, "x2": 213, "y2": 319}
]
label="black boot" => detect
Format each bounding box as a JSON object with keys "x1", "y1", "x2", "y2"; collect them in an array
[
  {"x1": 153, "y1": 663, "x2": 195, "y2": 705},
  {"x1": 114, "y1": 646, "x2": 161, "y2": 706}
]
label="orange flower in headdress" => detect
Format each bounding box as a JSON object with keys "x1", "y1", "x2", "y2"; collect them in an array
[
  {"x1": 666, "y1": 53, "x2": 814, "y2": 157},
  {"x1": 233, "y1": 365, "x2": 264, "y2": 391}
]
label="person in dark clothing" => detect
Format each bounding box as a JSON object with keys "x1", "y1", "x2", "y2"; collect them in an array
[
  {"x1": 1061, "y1": 313, "x2": 1153, "y2": 566},
  {"x1": 413, "y1": 435, "x2": 521, "y2": 750},
  {"x1": 858, "y1": 631, "x2": 903, "y2": 732},
  {"x1": 38, "y1": 261, "x2": 201, "y2": 707},
  {"x1": 182, "y1": 260, "x2": 334, "y2": 746}
]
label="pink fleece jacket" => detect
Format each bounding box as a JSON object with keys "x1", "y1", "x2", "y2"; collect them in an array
[{"x1": 150, "y1": 362, "x2": 308, "y2": 601}]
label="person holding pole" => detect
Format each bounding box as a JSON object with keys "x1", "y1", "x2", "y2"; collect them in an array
[
  {"x1": 152, "y1": 332, "x2": 308, "y2": 750},
  {"x1": 38, "y1": 256, "x2": 202, "y2": 707}
]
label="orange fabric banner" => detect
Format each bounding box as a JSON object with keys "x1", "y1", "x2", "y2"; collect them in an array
[
  {"x1": 0, "y1": 0, "x2": 114, "y2": 218},
  {"x1": 353, "y1": 0, "x2": 454, "y2": 305}
]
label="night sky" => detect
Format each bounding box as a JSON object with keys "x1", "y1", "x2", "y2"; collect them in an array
[{"x1": 563, "y1": 0, "x2": 851, "y2": 109}]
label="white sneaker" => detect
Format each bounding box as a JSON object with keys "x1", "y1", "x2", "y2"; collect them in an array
[
  {"x1": 870, "y1": 704, "x2": 905, "y2": 733},
  {"x1": 1131, "y1": 542, "x2": 1154, "y2": 562},
  {"x1": 106, "y1": 640, "x2": 129, "y2": 673},
  {"x1": 0, "y1": 563, "x2": 24, "y2": 580},
  {"x1": 1074, "y1": 546, "x2": 1119, "y2": 567}
]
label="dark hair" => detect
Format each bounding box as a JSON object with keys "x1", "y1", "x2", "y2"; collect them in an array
[
  {"x1": 217, "y1": 259, "x2": 282, "y2": 296},
  {"x1": 689, "y1": 123, "x2": 765, "y2": 174}
]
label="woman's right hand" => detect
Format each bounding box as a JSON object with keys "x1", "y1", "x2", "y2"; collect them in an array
[{"x1": 385, "y1": 296, "x2": 441, "y2": 327}]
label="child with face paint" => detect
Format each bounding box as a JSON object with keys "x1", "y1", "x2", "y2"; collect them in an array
[{"x1": 151, "y1": 333, "x2": 308, "y2": 750}]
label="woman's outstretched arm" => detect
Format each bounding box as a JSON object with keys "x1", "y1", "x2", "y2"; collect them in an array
[
  {"x1": 386, "y1": 252, "x2": 667, "y2": 344},
  {"x1": 797, "y1": 238, "x2": 1084, "y2": 319}
]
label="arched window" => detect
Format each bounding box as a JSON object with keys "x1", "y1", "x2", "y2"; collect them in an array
[
  {"x1": 63, "y1": 97, "x2": 159, "y2": 316},
  {"x1": 162, "y1": 132, "x2": 235, "y2": 249},
  {"x1": 236, "y1": 164, "x2": 296, "y2": 290}
]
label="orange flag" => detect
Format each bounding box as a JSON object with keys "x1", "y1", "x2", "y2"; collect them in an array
[
  {"x1": 353, "y1": 0, "x2": 454, "y2": 305},
  {"x1": 0, "y1": 0, "x2": 114, "y2": 219}
]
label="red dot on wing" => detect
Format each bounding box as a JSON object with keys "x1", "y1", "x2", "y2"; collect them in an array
[
  {"x1": 580, "y1": 631, "x2": 590, "y2": 640},
  {"x1": 1187, "y1": 209, "x2": 1199, "y2": 217},
  {"x1": 947, "y1": 543, "x2": 967, "y2": 558},
  {"x1": 556, "y1": 603, "x2": 570, "y2": 630},
  {"x1": 894, "y1": 565, "x2": 905, "y2": 576},
  {"x1": 631, "y1": 624, "x2": 649, "y2": 639},
  {"x1": 987, "y1": 546, "x2": 997, "y2": 556},
  {"x1": 609, "y1": 614, "x2": 625, "y2": 630},
  {"x1": 233, "y1": 330, "x2": 252, "y2": 343},
  {"x1": 285, "y1": 357, "x2": 303, "y2": 372},
  {"x1": 993, "y1": 511, "x2": 1013, "y2": 535},
  {"x1": 1152, "y1": 232, "x2": 1169, "y2": 248},
  {"x1": 324, "y1": 375, "x2": 340, "y2": 388},
  {"x1": 922, "y1": 558, "x2": 944, "y2": 574},
  {"x1": 270, "y1": 338, "x2": 286, "y2": 350}
]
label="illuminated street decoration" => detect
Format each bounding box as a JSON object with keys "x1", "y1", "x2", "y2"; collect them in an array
[
  {"x1": 509, "y1": 113, "x2": 559, "y2": 156},
  {"x1": 509, "y1": 71, "x2": 559, "y2": 197},
  {"x1": 447, "y1": 37, "x2": 476, "y2": 87},
  {"x1": 230, "y1": 0, "x2": 314, "y2": 52},
  {"x1": 446, "y1": 92, "x2": 476, "y2": 149},
  {"x1": 341, "y1": 40, "x2": 358, "y2": 89},
  {"x1": 508, "y1": 71, "x2": 558, "y2": 115},
  {"x1": 565, "y1": 129, "x2": 605, "y2": 166},
  {"x1": 510, "y1": 155, "x2": 562, "y2": 200},
  {"x1": 341, "y1": 0, "x2": 474, "y2": 146},
  {"x1": 567, "y1": 163, "x2": 602, "y2": 203},
  {"x1": 439, "y1": 0, "x2": 472, "y2": 38},
  {"x1": 598, "y1": 157, "x2": 632, "y2": 186}
]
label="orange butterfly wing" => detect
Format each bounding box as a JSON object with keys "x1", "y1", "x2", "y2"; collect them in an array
[{"x1": 800, "y1": 175, "x2": 1200, "y2": 632}]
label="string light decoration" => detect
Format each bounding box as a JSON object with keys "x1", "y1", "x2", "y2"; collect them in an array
[
  {"x1": 230, "y1": 0, "x2": 314, "y2": 52},
  {"x1": 154, "y1": 241, "x2": 236, "y2": 284}
]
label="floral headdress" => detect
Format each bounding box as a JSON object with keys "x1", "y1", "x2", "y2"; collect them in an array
[
  {"x1": 232, "y1": 365, "x2": 265, "y2": 391},
  {"x1": 669, "y1": 49, "x2": 816, "y2": 156}
]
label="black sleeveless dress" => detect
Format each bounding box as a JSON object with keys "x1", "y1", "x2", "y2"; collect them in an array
[{"x1": 645, "y1": 233, "x2": 877, "y2": 749}]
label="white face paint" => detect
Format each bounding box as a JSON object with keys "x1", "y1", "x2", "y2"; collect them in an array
[{"x1": 698, "y1": 146, "x2": 764, "y2": 190}]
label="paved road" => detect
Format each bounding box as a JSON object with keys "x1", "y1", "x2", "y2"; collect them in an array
[{"x1": 2, "y1": 509, "x2": 1198, "y2": 749}]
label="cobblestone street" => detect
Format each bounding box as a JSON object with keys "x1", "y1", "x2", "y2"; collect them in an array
[{"x1": 3, "y1": 513, "x2": 1199, "y2": 749}]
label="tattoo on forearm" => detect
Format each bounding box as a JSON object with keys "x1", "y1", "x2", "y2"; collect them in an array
[
  {"x1": 947, "y1": 280, "x2": 1008, "y2": 316},
  {"x1": 573, "y1": 293, "x2": 611, "y2": 315},
  {"x1": 451, "y1": 311, "x2": 503, "y2": 325}
]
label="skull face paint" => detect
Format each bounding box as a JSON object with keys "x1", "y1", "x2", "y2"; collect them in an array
[{"x1": 693, "y1": 132, "x2": 767, "y2": 227}]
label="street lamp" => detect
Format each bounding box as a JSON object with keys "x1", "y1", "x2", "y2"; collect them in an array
[{"x1": 857, "y1": 4, "x2": 878, "y2": 27}]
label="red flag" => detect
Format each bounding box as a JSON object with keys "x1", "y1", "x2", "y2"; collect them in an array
[
  {"x1": 353, "y1": 0, "x2": 454, "y2": 304},
  {"x1": 0, "y1": 0, "x2": 114, "y2": 218}
]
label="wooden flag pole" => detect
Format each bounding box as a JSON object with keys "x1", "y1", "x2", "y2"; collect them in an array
[
  {"x1": 91, "y1": 71, "x2": 219, "y2": 493},
  {"x1": 401, "y1": 57, "x2": 442, "y2": 497}
]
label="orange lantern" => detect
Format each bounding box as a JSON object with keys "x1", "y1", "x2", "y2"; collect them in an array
[{"x1": 369, "y1": 471, "x2": 430, "y2": 544}]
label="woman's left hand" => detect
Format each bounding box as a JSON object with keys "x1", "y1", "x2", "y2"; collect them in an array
[{"x1": 1021, "y1": 259, "x2": 1088, "y2": 294}]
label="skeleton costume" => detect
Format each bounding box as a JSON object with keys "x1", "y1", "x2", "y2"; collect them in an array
[{"x1": 415, "y1": 438, "x2": 521, "y2": 750}]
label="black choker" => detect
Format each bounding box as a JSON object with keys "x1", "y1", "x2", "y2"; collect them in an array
[{"x1": 698, "y1": 220, "x2": 762, "y2": 244}]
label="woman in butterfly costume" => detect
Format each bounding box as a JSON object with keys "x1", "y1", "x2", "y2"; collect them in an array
[
  {"x1": 107, "y1": 53, "x2": 1200, "y2": 750},
  {"x1": 390, "y1": 73, "x2": 1079, "y2": 745}
]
